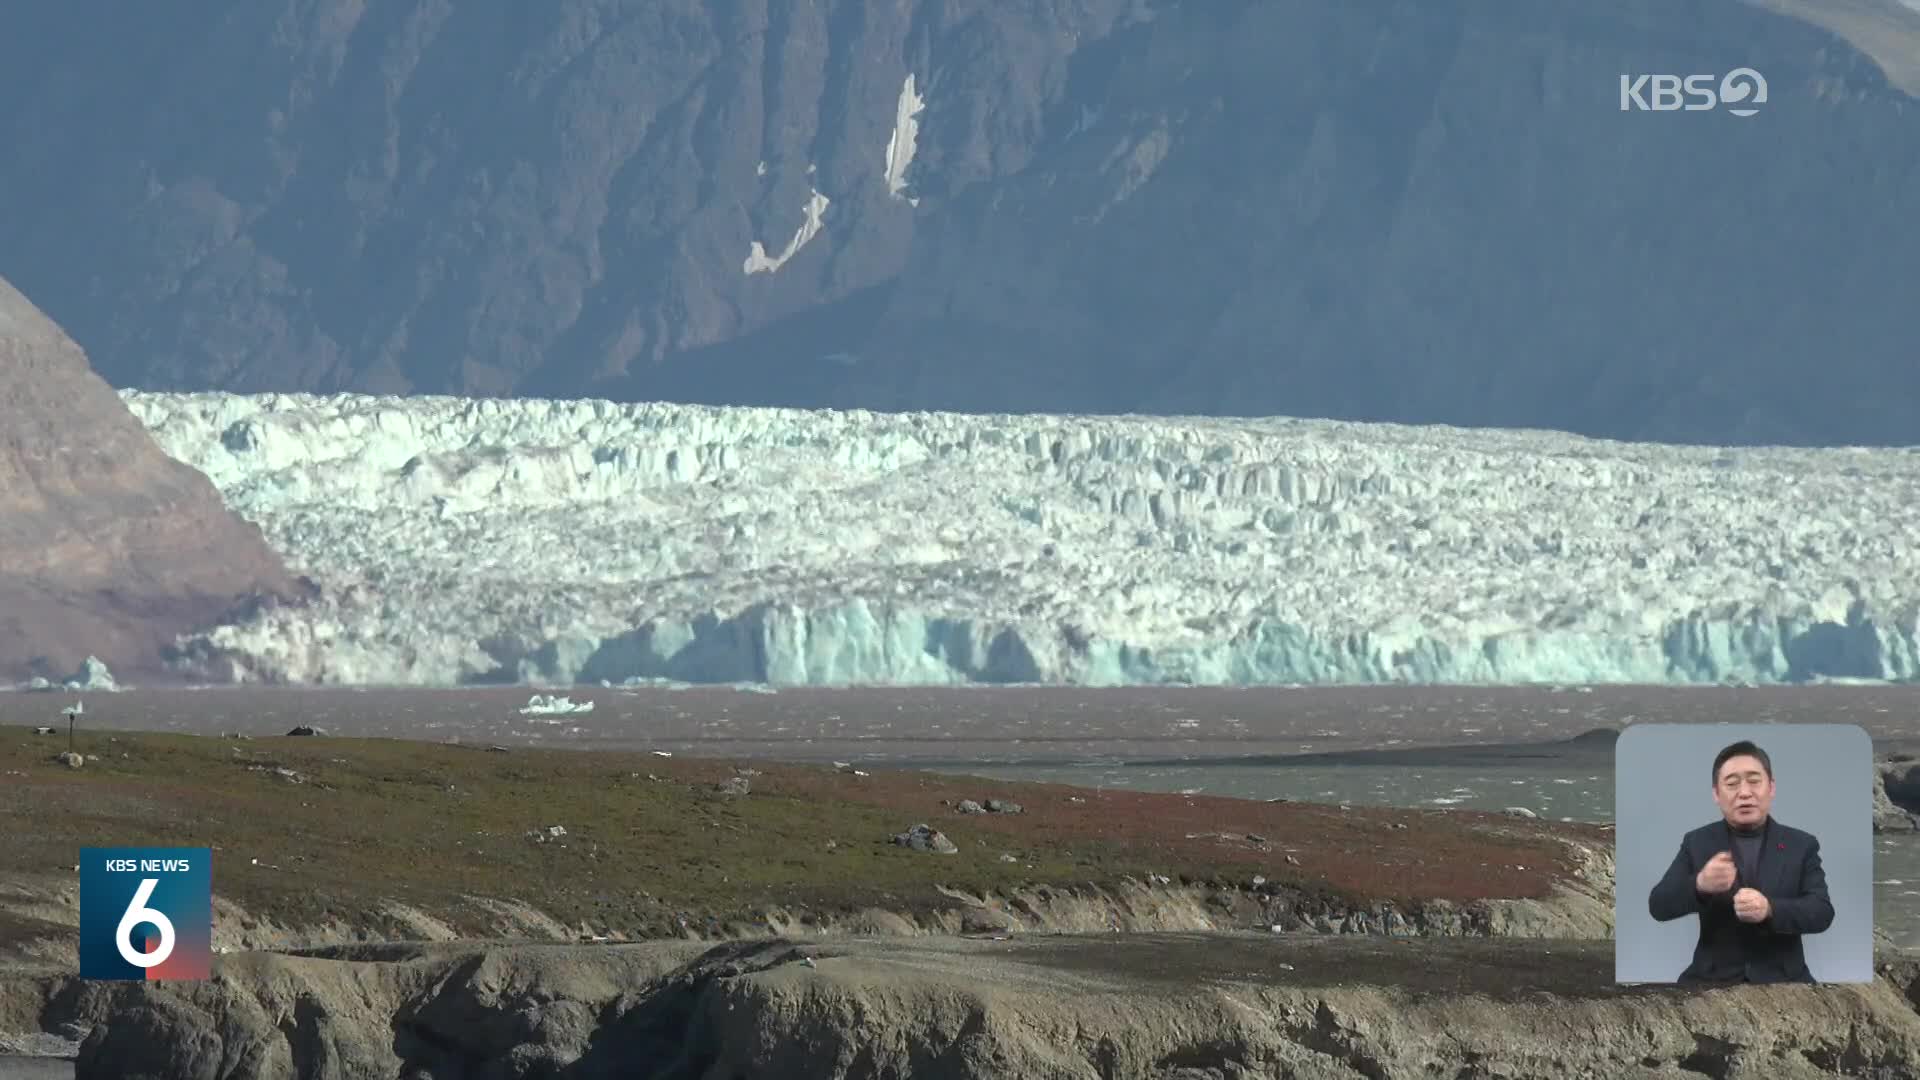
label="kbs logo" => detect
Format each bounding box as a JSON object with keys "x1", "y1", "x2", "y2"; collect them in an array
[
  {"x1": 79, "y1": 847, "x2": 212, "y2": 980},
  {"x1": 1620, "y1": 69, "x2": 1768, "y2": 116}
]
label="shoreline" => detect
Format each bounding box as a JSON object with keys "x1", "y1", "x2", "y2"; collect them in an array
[
  {"x1": 0, "y1": 723, "x2": 1616, "y2": 963},
  {"x1": 11, "y1": 717, "x2": 1920, "y2": 1077},
  {"x1": 9, "y1": 684, "x2": 1920, "y2": 784}
]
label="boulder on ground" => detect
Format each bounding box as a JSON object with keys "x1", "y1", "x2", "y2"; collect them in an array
[{"x1": 893, "y1": 824, "x2": 957, "y2": 854}]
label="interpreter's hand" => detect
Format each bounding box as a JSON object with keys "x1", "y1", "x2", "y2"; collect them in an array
[
  {"x1": 1734, "y1": 888, "x2": 1771, "y2": 924},
  {"x1": 1695, "y1": 851, "x2": 1737, "y2": 895}
]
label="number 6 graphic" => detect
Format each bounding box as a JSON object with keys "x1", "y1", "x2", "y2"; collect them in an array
[{"x1": 115, "y1": 878, "x2": 175, "y2": 968}]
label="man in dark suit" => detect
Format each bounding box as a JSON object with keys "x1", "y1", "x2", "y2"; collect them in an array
[{"x1": 1648, "y1": 739, "x2": 1835, "y2": 984}]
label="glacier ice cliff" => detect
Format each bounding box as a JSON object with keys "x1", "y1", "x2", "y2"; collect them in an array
[{"x1": 122, "y1": 391, "x2": 1920, "y2": 688}]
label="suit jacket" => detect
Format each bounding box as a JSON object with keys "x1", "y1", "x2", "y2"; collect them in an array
[{"x1": 1647, "y1": 816, "x2": 1834, "y2": 984}]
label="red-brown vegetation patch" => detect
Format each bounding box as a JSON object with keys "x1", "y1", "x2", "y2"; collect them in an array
[
  {"x1": 0, "y1": 728, "x2": 1602, "y2": 947},
  {"x1": 660, "y1": 758, "x2": 1601, "y2": 905}
]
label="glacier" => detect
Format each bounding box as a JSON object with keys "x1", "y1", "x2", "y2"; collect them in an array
[{"x1": 120, "y1": 390, "x2": 1920, "y2": 688}]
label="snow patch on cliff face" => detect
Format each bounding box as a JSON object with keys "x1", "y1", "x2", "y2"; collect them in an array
[
  {"x1": 123, "y1": 391, "x2": 1920, "y2": 688},
  {"x1": 743, "y1": 189, "x2": 829, "y2": 274},
  {"x1": 884, "y1": 74, "x2": 925, "y2": 205}
]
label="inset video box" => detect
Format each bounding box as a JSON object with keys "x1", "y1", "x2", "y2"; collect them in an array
[{"x1": 1614, "y1": 724, "x2": 1871, "y2": 985}]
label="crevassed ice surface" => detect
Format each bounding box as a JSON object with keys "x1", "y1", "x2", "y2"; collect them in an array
[{"x1": 122, "y1": 391, "x2": 1920, "y2": 688}]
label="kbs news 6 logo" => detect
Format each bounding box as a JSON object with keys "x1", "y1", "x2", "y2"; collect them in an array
[{"x1": 79, "y1": 847, "x2": 212, "y2": 980}]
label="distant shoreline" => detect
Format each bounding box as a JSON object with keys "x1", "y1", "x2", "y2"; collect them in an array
[{"x1": 6, "y1": 684, "x2": 1920, "y2": 764}]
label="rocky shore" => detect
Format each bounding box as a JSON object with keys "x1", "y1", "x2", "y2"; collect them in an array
[
  {"x1": 1879, "y1": 754, "x2": 1920, "y2": 834},
  {"x1": 4, "y1": 803, "x2": 1913, "y2": 1079},
  {"x1": 8, "y1": 935, "x2": 1920, "y2": 1079},
  {"x1": 9, "y1": 728, "x2": 1920, "y2": 1077}
]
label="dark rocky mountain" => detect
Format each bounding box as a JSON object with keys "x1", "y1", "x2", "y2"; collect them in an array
[
  {"x1": 0, "y1": 0, "x2": 1915, "y2": 445},
  {"x1": 0, "y1": 277, "x2": 308, "y2": 684}
]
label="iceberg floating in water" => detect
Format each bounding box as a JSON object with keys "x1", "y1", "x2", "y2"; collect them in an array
[
  {"x1": 121, "y1": 390, "x2": 1920, "y2": 688},
  {"x1": 519, "y1": 694, "x2": 594, "y2": 716}
]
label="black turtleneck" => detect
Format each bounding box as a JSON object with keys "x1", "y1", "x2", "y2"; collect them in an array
[{"x1": 1730, "y1": 820, "x2": 1764, "y2": 883}]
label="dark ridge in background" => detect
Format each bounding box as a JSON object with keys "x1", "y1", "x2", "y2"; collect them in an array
[{"x1": 0, "y1": 0, "x2": 1915, "y2": 446}]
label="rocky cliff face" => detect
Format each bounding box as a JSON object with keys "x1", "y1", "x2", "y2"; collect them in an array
[
  {"x1": 38, "y1": 937, "x2": 1920, "y2": 1079},
  {"x1": 851, "y1": 0, "x2": 1920, "y2": 447},
  {"x1": 1, "y1": 0, "x2": 1916, "y2": 446},
  {"x1": 0, "y1": 277, "x2": 306, "y2": 682},
  {"x1": 0, "y1": 0, "x2": 1135, "y2": 398}
]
